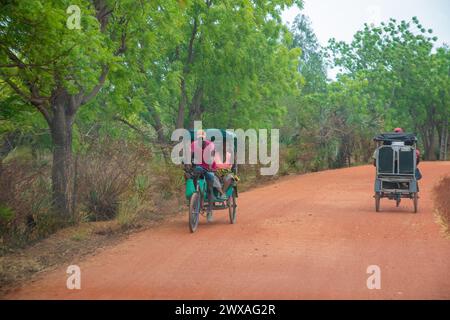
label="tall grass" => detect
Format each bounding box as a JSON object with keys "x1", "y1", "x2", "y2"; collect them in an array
[
  {"x1": 0, "y1": 155, "x2": 60, "y2": 251},
  {"x1": 0, "y1": 138, "x2": 185, "y2": 251}
]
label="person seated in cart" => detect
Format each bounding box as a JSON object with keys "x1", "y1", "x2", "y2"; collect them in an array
[{"x1": 214, "y1": 140, "x2": 239, "y2": 194}]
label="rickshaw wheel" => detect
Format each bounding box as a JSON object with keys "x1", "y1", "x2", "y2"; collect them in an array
[
  {"x1": 189, "y1": 192, "x2": 201, "y2": 233},
  {"x1": 228, "y1": 190, "x2": 237, "y2": 224},
  {"x1": 413, "y1": 193, "x2": 419, "y2": 213},
  {"x1": 375, "y1": 193, "x2": 381, "y2": 212}
]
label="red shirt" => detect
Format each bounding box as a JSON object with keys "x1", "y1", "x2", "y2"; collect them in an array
[{"x1": 191, "y1": 140, "x2": 217, "y2": 170}]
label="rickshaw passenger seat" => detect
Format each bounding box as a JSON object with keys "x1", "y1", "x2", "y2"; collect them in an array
[
  {"x1": 378, "y1": 147, "x2": 394, "y2": 174},
  {"x1": 399, "y1": 148, "x2": 415, "y2": 174}
]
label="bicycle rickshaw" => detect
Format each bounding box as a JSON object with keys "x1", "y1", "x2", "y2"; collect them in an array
[
  {"x1": 184, "y1": 129, "x2": 238, "y2": 233},
  {"x1": 373, "y1": 133, "x2": 419, "y2": 213}
]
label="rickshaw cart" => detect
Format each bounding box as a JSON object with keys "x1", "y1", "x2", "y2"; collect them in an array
[
  {"x1": 373, "y1": 133, "x2": 419, "y2": 213},
  {"x1": 184, "y1": 129, "x2": 238, "y2": 233}
]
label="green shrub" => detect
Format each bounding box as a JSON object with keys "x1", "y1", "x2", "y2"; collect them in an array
[{"x1": 0, "y1": 204, "x2": 14, "y2": 223}]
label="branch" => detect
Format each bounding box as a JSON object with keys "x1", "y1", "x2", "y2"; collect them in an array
[
  {"x1": 113, "y1": 115, "x2": 145, "y2": 134},
  {"x1": 93, "y1": 0, "x2": 112, "y2": 32},
  {"x1": 76, "y1": 2, "x2": 127, "y2": 107},
  {"x1": 113, "y1": 115, "x2": 170, "y2": 146},
  {"x1": 115, "y1": 27, "x2": 127, "y2": 55},
  {"x1": 0, "y1": 44, "x2": 71, "y2": 70},
  {"x1": 0, "y1": 63, "x2": 49, "y2": 69},
  {"x1": 79, "y1": 65, "x2": 109, "y2": 106},
  {"x1": 1, "y1": 75, "x2": 28, "y2": 101},
  {"x1": 1, "y1": 46, "x2": 26, "y2": 69},
  {"x1": 1, "y1": 75, "x2": 52, "y2": 125},
  {"x1": 187, "y1": 17, "x2": 198, "y2": 65}
]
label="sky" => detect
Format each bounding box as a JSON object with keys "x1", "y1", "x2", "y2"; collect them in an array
[{"x1": 282, "y1": 0, "x2": 450, "y2": 48}]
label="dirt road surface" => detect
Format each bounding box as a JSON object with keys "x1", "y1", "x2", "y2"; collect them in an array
[{"x1": 5, "y1": 162, "x2": 450, "y2": 299}]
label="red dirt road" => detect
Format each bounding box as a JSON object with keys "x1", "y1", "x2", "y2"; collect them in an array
[{"x1": 5, "y1": 162, "x2": 450, "y2": 299}]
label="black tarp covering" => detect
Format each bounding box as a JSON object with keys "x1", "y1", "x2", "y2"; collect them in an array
[{"x1": 374, "y1": 133, "x2": 417, "y2": 143}]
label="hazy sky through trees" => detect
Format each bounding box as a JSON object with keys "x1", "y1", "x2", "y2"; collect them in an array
[{"x1": 283, "y1": 0, "x2": 450, "y2": 48}]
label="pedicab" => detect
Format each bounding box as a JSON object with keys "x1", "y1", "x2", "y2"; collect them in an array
[
  {"x1": 373, "y1": 133, "x2": 419, "y2": 213},
  {"x1": 184, "y1": 129, "x2": 238, "y2": 233}
]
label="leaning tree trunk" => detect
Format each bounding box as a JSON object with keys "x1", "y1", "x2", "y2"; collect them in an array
[
  {"x1": 147, "y1": 105, "x2": 169, "y2": 161},
  {"x1": 49, "y1": 96, "x2": 75, "y2": 217}
]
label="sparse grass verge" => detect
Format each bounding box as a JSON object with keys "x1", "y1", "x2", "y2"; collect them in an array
[{"x1": 0, "y1": 197, "x2": 185, "y2": 296}]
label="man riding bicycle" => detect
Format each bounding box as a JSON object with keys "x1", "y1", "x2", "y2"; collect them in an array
[{"x1": 190, "y1": 129, "x2": 225, "y2": 222}]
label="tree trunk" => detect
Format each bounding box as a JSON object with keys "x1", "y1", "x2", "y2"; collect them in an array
[
  {"x1": 421, "y1": 126, "x2": 437, "y2": 161},
  {"x1": 439, "y1": 120, "x2": 448, "y2": 161},
  {"x1": 147, "y1": 105, "x2": 169, "y2": 160},
  {"x1": 188, "y1": 86, "x2": 203, "y2": 129},
  {"x1": 176, "y1": 78, "x2": 187, "y2": 129},
  {"x1": 176, "y1": 17, "x2": 198, "y2": 130},
  {"x1": 49, "y1": 97, "x2": 75, "y2": 217},
  {"x1": 335, "y1": 135, "x2": 350, "y2": 168},
  {"x1": 445, "y1": 127, "x2": 449, "y2": 161}
]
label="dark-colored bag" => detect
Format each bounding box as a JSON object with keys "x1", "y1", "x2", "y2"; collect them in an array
[{"x1": 415, "y1": 168, "x2": 422, "y2": 180}]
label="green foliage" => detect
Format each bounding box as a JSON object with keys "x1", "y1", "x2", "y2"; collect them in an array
[
  {"x1": 328, "y1": 17, "x2": 450, "y2": 160},
  {"x1": 0, "y1": 204, "x2": 14, "y2": 223}
]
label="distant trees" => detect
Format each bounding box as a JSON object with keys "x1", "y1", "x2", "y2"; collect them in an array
[
  {"x1": 328, "y1": 17, "x2": 450, "y2": 160},
  {"x1": 281, "y1": 15, "x2": 449, "y2": 172}
]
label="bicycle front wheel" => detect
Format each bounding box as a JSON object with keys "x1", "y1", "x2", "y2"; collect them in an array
[{"x1": 189, "y1": 192, "x2": 201, "y2": 233}]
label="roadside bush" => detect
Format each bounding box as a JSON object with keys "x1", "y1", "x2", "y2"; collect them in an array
[
  {"x1": 0, "y1": 136, "x2": 186, "y2": 250},
  {"x1": 434, "y1": 176, "x2": 450, "y2": 236},
  {"x1": 77, "y1": 139, "x2": 152, "y2": 221},
  {"x1": 117, "y1": 195, "x2": 147, "y2": 228},
  {"x1": 0, "y1": 155, "x2": 59, "y2": 250}
]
